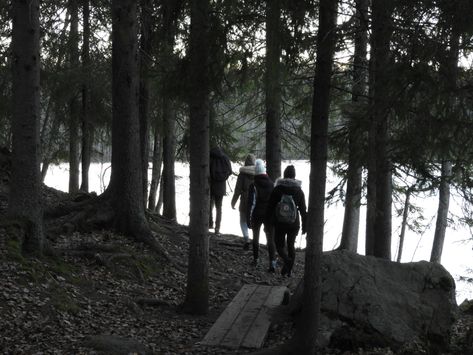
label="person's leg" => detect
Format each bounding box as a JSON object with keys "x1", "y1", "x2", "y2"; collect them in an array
[
  {"x1": 214, "y1": 194, "x2": 223, "y2": 234},
  {"x1": 240, "y1": 212, "x2": 249, "y2": 243},
  {"x1": 252, "y1": 219, "x2": 262, "y2": 263},
  {"x1": 274, "y1": 227, "x2": 289, "y2": 266},
  {"x1": 286, "y1": 227, "x2": 299, "y2": 275},
  {"x1": 264, "y1": 223, "x2": 276, "y2": 271}
]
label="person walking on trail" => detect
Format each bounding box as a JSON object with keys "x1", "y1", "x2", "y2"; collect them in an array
[
  {"x1": 209, "y1": 146, "x2": 232, "y2": 235},
  {"x1": 247, "y1": 159, "x2": 276, "y2": 272},
  {"x1": 266, "y1": 165, "x2": 307, "y2": 277},
  {"x1": 231, "y1": 154, "x2": 255, "y2": 249}
]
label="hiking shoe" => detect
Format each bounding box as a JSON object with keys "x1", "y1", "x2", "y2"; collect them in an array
[{"x1": 243, "y1": 242, "x2": 250, "y2": 250}]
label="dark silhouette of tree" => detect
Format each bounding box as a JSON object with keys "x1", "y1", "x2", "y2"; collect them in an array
[
  {"x1": 265, "y1": 0, "x2": 282, "y2": 180},
  {"x1": 296, "y1": 0, "x2": 338, "y2": 352},
  {"x1": 184, "y1": 0, "x2": 210, "y2": 315},
  {"x1": 339, "y1": 0, "x2": 368, "y2": 252},
  {"x1": 107, "y1": 0, "x2": 154, "y2": 245},
  {"x1": 68, "y1": 0, "x2": 80, "y2": 194},
  {"x1": 138, "y1": 0, "x2": 153, "y2": 205},
  {"x1": 9, "y1": 0, "x2": 43, "y2": 254},
  {"x1": 80, "y1": 0, "x2": 92, "y2": 192}
]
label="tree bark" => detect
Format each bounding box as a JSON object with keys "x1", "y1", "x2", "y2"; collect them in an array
[
  {"x1": 139, "y1": 0, "x2": 153, "y2": 204},
  {"x1": 160, "y1": 0, "x2": 181, "y2": 220},
  {"x1": 430, "y1": 17, "x2": 460, "y2": 264},
  {"x1": 9, "y1": 0, "x2": 43, "y2": 254},
  {"x1": 371, "y1": 0, "x2": 394, "y2": 260},
  {"x1": 340, "y1": 0, "x2": 368, "y2": 252},
  {"x1": 397, "y1": 188, "x2": 411, "y2": 262},
  {"x1": 184, "y1": 0, "x2": 210, "y2": 315},
  {"x1": 108, "y1": 0, "x2": 152, "y2": 243},
  {"x1": 68, "y1": 0, "x2": 80, "y2": 194},
  {"x1": 80, "y1": 0, "x2": 92, "y2": 192},
  {"x1": 148, "y1": 127, "x2": 163, "y2": 211},
  {"x1": 265, "y1": 0, "x2": 281, "y2": 181},
  {"x1": 295, "y1": 0, "x2": 338, "y2": 353}
]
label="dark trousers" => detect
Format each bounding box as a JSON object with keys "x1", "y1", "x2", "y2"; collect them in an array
[
  {"x1": 274, "y1": 226, "x2": 299, "y2": 273},
  {"x1": 252, "y1": 219, "x2": 275, "y2": 265},
  {"x1": 209, "y1": 194, "x2": 223, "y2": 231}
]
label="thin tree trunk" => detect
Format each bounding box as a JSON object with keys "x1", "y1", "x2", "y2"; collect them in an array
[
  {"x1": 431, "y1": 161, "x2": 452, "y2": 263},
  {"x1": 340, "y1": 0, "x2": 368, "y2": 252},
  {"x1": 184, "y1": 0, "x2": 210, "y2": 315},
  {"x1": 430, "y1": 19, "x2": 460, "y2": 264},
  {"x1": 265, "y1": 0, "x2": 281, "y2": 181},
  {"x1": 397, "y1": 188, "x2": 411, "y2": 263},
  {"x1": 68, "y1": 0, "x2": 80, "y2": 194},
  {"x1": 9, "y1": 0, "x2": 43, "y2": 254},
  {"x1": 139, "y1": 0, "x2": 153, "y2": 203},
  {"x1": 295, "y1": 0, "x2": 338, "y2": 353},
  {"x1": 160, "y1": 0, "x2": 181, "y2": 220},
  {"x1": 162, "y1": 97, "x2": 176, "y2": 220},
  {"x1": 41, "y1": 108, "x2": 61, "y2": 182},
  {"x1": 148, "y1": 128, "x2": 163, "y2": 210},
  {"x1": 157, "y1": 173, "x2": 164, "y2": 213},
  {"x1": 371, "y1": 0, "x2": 394, "y2": 260},
  {"x1": 80, "y1": 0, "x2": 92, "y2": 192}
]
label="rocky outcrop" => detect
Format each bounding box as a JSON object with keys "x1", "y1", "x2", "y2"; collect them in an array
[{"x1": 291, "y1": 250, "x2": 457, "y2": 351}]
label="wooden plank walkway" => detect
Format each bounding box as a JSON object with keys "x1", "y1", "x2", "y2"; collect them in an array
[{"x1": 201, "y1": 284, "x2": 288, "y2": 349}]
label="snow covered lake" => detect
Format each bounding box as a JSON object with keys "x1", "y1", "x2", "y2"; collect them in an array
[{"x1": 45, "y1": 161, "x2": 473, "y2": 303}]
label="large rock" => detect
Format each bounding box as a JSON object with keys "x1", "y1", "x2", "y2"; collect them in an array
[{"x1": 291, "y1": 250, "x2": 457, "y2": 351}]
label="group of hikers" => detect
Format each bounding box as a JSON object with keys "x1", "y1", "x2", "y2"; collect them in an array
[{"x1": 209, "y1": 147, "x2": 307, "y2": 277}]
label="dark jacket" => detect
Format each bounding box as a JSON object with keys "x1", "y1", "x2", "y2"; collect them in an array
[
  {"x1": 266, "y1": 178, "x2": 307, "y2": 231},
  {"x1": 247, "y1": 174, "x2": 274, "y2": 225},
  {"x1": 231, "y1": 165, "x2": 255, "y2": 214},
  {"x1": 209, "y1": 147, "x2": 232, "y2": 196}
]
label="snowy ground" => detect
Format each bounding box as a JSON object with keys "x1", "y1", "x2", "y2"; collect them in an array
[{"x1": 44, "y1": 161, "x2": 473, "y2": 303}]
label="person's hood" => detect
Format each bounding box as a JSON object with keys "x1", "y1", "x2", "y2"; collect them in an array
[
  {"x1": 244, "y1": 154, "x2": 255, "y2": 166},
  {"x1": 275, "y1": 178, "x2": 302, "y2": 188},
  {"x1": 239, "y1": 165, "x2": 255, "y2": 175},
  {"x1": 210, "y1": 147, "x2": 225, "y2": 158}
]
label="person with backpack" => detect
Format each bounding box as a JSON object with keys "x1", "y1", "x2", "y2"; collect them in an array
[
  {"x1": 231, "y1": 154, "x2": 255, "y2": 249},
  {"x1": 209, "y1": 146, "x2": 232, "y2": 235},
  {"x1": 266, "y1": 165, "x2": 307, "y2": 277},
  {"x1": 247, "y1": 159, "x2": 276, "y2": 271}
]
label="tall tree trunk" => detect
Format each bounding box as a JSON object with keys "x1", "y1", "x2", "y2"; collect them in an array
[
  {"x1": 397, "y1": 188, "x2": 411, "y2": 262},
  {"x1": 148, "y1": 127, "x2": 163, "y2": 211},
  {"x1": 431, "y1": 161, "x2": 452, "y2": 263},
  {"x1": 371, "y1": 0, "x2": 394, "y2": 260},
  {"x1": 430, "y1": 20, "x2": 460, "y2": 264},
  {"x1": 295, "y1": 0, "x2": 338, "y2": 353},
  {"x1": 162, "y1": 97, "x2": 176, "y2": 219},
  {"x1": 108, "y1": 0, "x2": 153, "y2": 243},
  {"x1": 184, "y1": 0, "x2": 210, "y2": 315},
  {"x1": 265, "y1": 0, "x2": 281, "y2": 181},
  {"x1": 9, "y1": 0, "x2": 43, "y2": 254},
  {"x1": 340, "y1": 0, "x2": 368, "y2": 252},
  {"x1": 68, "y1": 0, "x2": 80, "y2": 194},
  {"x1": 139, "y1": 0, "x2": 153, "y2": 203},
  {"x1": 80, "y1": 0, "x2": 92, "y2": 192},
  {"x1": 160, "y1": 0, "x2": 181, "y2": 220},
  {"x1": 41, "y1": 107, "x2": 61, "y2": 182}
]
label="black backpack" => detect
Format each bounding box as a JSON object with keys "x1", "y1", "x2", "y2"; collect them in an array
[
  {"x1": 210, "y1": 156, "x2": 232, "y2": 182},
  {"x1": 275, "y1": 194, "x2": 297, "y2": 223}
]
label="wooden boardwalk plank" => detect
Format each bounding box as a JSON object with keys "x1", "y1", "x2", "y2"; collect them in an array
[
  {"x1": 201, "y1": 284, "x2": 257, "y2": 346},
  {"x1": 219, "y1": 285, "x2": 272, "y2": 348},
  {"x1": 241, "y1": 286, "x2": 287, "y2": 348},
  {"x1": 201, "y1": 284, "x2": 288, "y2": 349}
]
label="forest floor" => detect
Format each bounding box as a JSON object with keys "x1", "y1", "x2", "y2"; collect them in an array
[{"x1": 0, "y1": 187, "x2": 473, "y2": 354}]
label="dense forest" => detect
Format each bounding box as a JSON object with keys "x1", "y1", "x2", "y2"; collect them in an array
[{"x1": 1, "y1": 0, "x2": 473, "y2": 354}]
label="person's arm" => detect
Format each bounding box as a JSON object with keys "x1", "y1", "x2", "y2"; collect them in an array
[
  {"x1": 265, "y1": 186, "x2": 279, "y2": 224},
  {"x1": 231, "y1": 175, "x2": 242, "y2": 208},
  {"x1": 298, "y1": 189, "x2": 308, "y2": 234}
]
